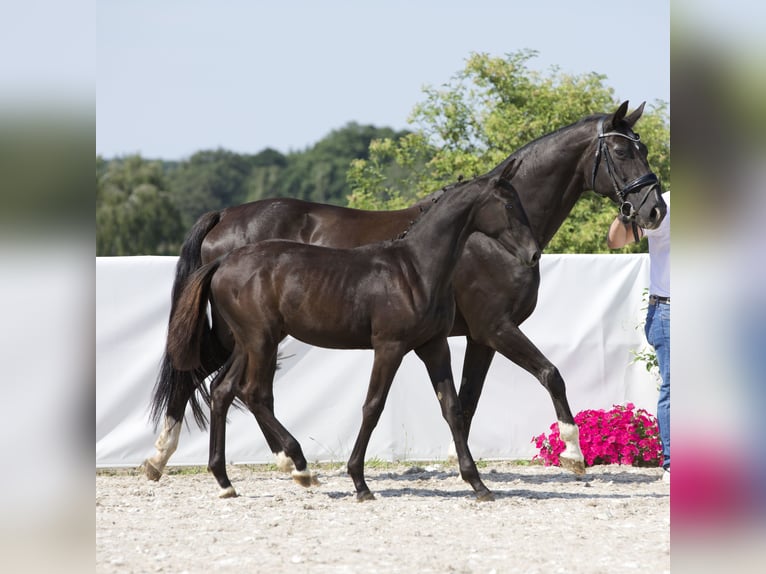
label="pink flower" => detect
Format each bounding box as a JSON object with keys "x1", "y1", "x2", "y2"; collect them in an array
[{"x1": 531, "y1": 404, "x2": 662, "y2": 468}]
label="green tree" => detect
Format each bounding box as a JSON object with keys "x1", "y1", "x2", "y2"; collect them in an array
[
  {"x1": 97, "y1": 155, "x2": 183, "y2": 255},
  {"x1": 167, "y1": 149, "x2": 256, "y2": 229},
  {"x1": 241, "y1": 148, "x2": 288, "y2": 202},
  {"x1": 279, "y1": 122, "x2": 408, "y2": 205},
  {"x1": 348, "y1": 50, "x2": 670, "y2": 253}
]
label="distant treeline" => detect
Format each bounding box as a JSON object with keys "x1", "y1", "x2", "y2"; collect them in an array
[
  {"x1": 97, "y1": 50, "x2": 669, "y2": 257},
  {"x1": 97, "y1": 122, "x2": 408, "y2": 255}
]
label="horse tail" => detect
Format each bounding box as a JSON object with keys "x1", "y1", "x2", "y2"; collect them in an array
[
  {"x1": 166, "y1": 259, "x2": 222, "y2": 374},
  {"x1": 149, "y1": 211, "x2": 221, "y2": 430}
]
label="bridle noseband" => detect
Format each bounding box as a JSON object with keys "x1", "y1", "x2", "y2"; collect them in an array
[{"x1": 591, "y1": 117, "x2": 659, "y2": 223}]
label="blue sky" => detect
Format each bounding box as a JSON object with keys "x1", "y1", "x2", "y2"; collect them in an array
[{"x1": 97, "y1": 1, "x2": 669, "y2": 160}]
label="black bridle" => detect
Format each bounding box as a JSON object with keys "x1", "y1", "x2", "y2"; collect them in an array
[{"x1": 591, "y1": 117, "x2": 659, "y2": 232}]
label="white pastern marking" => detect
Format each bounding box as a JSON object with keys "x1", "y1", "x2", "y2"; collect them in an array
[
  {"x1": 274, "y1": 451, "x2": 295, "y2": 472},
  {"x1": 218, "y1": 486, "x2": 237, "y2": 499},
  {"x1": 147, "y1": 417, "x2": 181, "y2": 472},
  {"x1": 557, "y1": 421, "x2": 584, "y2": 461}
]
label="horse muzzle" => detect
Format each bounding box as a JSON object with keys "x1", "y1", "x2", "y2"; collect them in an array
[
  {"x1": 633, "y1": 184, "x2": 666, "y2": 230},
  {"x1": 620, "y1": 176, "x2": 666, "y2": 230}
]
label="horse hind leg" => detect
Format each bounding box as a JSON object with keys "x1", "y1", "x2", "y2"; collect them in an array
[
  {"x1": 142, "y1": 414, "x2": 182, "y2": 481},
  {"x1": 142, "y1": 358, "x2": 197, "y2": 481},
  {"x1": 208, "y1": 355, "x2": 241, "y2": 498},
  {"x1": 445, "y1": 338, "x2": 497, "y2": 463},
  {"x1": 241, "y1": 346, "x2": 318, "y2": 487}
]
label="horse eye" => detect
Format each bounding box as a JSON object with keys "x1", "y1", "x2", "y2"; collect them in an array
[{"x1": 505, "y1": 203, "x2": 514, "y2": 210}]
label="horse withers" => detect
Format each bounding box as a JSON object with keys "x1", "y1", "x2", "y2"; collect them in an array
[
  {"x1": 146, "y1": 101, "x2": 665, "y2": 481},
  {"x1": 165, "y1": 160, "x2": 539, "y2": 500}
]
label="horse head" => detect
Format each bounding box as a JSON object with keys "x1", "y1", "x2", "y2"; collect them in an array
[
  {"x1": 591, "y1": 101, "x2": 667, "y2": 230},
  {"x1": 477, "y1": 159, "x2": 541, "y2": 267}
]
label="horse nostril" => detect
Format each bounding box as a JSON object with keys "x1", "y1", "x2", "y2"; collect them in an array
[{"x1": 530, "y1": 251, "x2": 541, "y2": 266}]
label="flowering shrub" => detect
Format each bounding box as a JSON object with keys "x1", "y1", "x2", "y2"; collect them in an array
[{"x1": 532, "y1": 403, "x2": 662, "y2": 467}]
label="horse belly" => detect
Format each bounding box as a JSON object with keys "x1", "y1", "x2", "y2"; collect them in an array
[
  {"x1": 278, "y1": 287, "x2": 375, "y2": 350},
  {"x1": 282, "y1": 310, "x2": 373, "y2": 350}
]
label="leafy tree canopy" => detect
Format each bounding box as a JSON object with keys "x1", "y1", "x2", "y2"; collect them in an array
[
  {"x1": 96, "y1": 155, "x2": 182, "y2": 255},
  {"x1": 347, "y1": 50, "x2": 670, "y2": 253}
]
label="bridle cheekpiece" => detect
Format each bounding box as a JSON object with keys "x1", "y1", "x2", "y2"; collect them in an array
[{"x1": 591, "y1": 117, "x2": 659, "y2": 222}]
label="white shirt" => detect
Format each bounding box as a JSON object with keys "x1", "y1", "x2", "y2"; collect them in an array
[{"x1": 644, "y1": 191, "x2": 670, "y2": 297}]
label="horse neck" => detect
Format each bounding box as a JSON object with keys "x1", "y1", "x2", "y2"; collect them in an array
[
  {"x1": 400, "y1": 186, "x2": 480, "y2": 287},
  {"x1": 493, "y1": 118, "x2": 598, "y2": 249}
]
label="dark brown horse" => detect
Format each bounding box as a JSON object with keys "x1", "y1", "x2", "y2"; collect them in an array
[
  {"x1": 165, "y1": 161, "x2": 540, "y2": 500},
  {"x1": 145, "y1": 101, "x2": 666, "y2": 480}
]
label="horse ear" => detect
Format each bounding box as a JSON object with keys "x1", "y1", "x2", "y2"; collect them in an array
[
  {"x1": 608, "y1": 101, "x2": 630, "y2": 130},
  {"x1": 623, "y1": 101, "x2": 646, "y2": 128},
  {"x1": 499, "y1": 158, "x2": 520, "y2": 182}
]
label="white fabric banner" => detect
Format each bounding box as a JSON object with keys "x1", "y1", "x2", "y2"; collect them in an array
[{"x1": 96, "y1": 254, "x2": 655, "y2": 467}]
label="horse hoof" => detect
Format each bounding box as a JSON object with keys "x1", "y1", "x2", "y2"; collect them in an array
[
  {"x1": 291, "y1": 469, "x2": 319, "y2": 488},
  {"x1": 356, "y1": 491, "x2": 376, "y2": 502},
  {"x1": 218, "y1": 486, "x2": 238, "y2": 499},
  {"x1": 560, "y1": 457, "x2": 586, "y2": 475},
  {"x1": 142, "y1": 460, "x2": 162, "y2": 482},
  {"x1": 476, "y1": 490, "x2": 495, "y2": 503}
]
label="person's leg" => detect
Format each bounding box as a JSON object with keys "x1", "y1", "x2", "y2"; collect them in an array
[{"x1": 646, "y1": 302, "x2": 670, "y2": 471}]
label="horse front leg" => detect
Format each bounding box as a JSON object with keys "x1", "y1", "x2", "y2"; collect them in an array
[
  {"x1": 415, "y1": 338, "x2": 493, "y2": 502},
  {"x1": 240, "y1": 344, "x2": 318, "y2": 488},
  {"x1": 480, "y1": 318, "x2": 585, "y2": 475},
  {"x1": 347, "y1": 344, "x2": 405, "y2": 501}
]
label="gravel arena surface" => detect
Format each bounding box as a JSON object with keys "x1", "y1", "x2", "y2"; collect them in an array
[{"x1": 96, "y1": 462, "x2": 669, "y2": 573}]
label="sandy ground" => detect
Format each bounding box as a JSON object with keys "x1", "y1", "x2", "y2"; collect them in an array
[{"x1": 96, "y1": 461, "x2": 669, "y2": 573}]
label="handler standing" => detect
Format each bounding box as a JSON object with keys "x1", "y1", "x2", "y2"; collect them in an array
[{"x1": 607, "y1": 191, "x2": 670, "y2": 483}]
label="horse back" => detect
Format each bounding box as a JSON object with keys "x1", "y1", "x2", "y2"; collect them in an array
[{"x1": 200, "y1": 198, "x2": 420, "y2": 264}]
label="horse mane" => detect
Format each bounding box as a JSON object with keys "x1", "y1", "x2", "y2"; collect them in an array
[
  {"x1": 489, "y1": 113, "x2": 605, "y2": 176},
  {"x1": 395, "y1": 176, "x2": 472, "y2": 240},
  {"x1": 395, "y1": 157, "x2": 519, "y2": 241},
  {"x1": 517, "y1": 114, "x2": 602, "y2": 154}
]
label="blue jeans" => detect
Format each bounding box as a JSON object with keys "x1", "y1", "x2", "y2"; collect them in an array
[{"x1": 645, "y1": 300, "x2": 670, "y2": 470}]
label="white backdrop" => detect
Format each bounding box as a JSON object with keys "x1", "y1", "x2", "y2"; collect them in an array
[{"x1": 96, "y1": 254, "x2": 655, "y2": 468}]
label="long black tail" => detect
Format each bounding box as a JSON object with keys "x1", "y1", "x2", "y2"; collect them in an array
[
  {"x1": 149, "y1": 211, "x2": 221, "y2": 430},
  {"x1": 165, "y1": 259, "x2": 222, "y2": 373}
]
